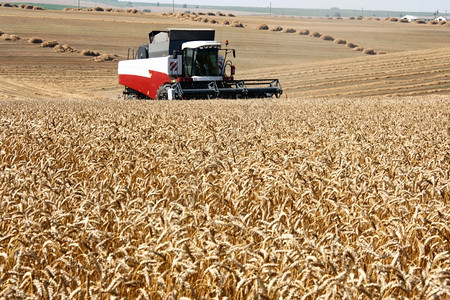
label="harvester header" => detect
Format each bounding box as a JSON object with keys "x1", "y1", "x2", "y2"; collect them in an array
[{"x1": 118, "y1": 28, "x2": 282, "y2": 100}]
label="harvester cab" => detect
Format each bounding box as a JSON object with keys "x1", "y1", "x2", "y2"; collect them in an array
[{"x1": 118, "y1": 28, "x2": 282, "y2": 100}]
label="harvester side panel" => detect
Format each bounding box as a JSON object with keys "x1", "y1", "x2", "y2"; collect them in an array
[{"x1": 118, "y1": 56, "x2": 181, "y2": 99}]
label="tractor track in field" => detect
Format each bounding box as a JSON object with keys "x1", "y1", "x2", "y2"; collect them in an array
[{"x1": 240, "y1": 47, "x2": 450, "y2": 98}]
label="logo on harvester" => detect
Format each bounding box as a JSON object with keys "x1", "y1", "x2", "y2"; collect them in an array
[{"x1": 170, "y1": 61, "x2": 178, "y2": 73}]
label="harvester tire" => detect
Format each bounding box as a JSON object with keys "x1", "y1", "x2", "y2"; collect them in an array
[{"x1": 156, "y1": 84, "x2": 171, "y2": 100}]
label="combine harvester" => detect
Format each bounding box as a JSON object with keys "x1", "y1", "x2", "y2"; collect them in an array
[{"x1": 118, "y1": 28, "x2": 282, "y2": 100}]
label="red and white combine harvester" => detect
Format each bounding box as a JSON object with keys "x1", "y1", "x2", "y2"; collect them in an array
[{"x1": 118, "y1": 28, "x2": 282, "y2": 100}]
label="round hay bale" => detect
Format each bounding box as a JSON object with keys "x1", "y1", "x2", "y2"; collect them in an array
[
  {"x1": 223, "y1": 20, "x2": 230, "y2": 25},
  {"x1": 390, "y1": 17, "x2": 398, "y2": 22},
  {"x1": 309, "y1": 31, "x2": 321, "y2": 37},
  {"x1": 320, "y1": 34, "x2": 334, "y2": 41},
  {"x1": 93, "y1": 54, "x2": 117, "y2": 62},
  {"x1": 217, "y1": 12, "x2": 225, "y2": 16},
  {"x1": 231, "y1": 21, "x2": 244, "y2": 28},
  {"x1": 114, "y1": 8, "x2": 124, "y2": 13},
  {"x1": 81, "y1": 49, "x2": 100, "y2": 56},
  {"x1": 63, "y1": 7, "x2": 72, "y2": 11},
  {"x1": 105, "y1": 8, "x2": 113, "y2": 12},
  {"x1": 271, "y1": 26, "x2": 283, "y2": 32},
  {"x1": 399, "y1": 18, "x2": 409, "y2": 23},
  {"x1": 346, "y1": 42, "x2": 357, "y2": 48},
  {"x1": 283, "y1": 28, "x2": 296, "y2": 33},
  {"x1": 363, "y1": 48, "x2": 376, "y2": 55},
  {"x1": 439, "y1": 21, "x2": 446, "y2": 25},
  {"x1": 2, "y1": 34, "x2": 20, "y2": 41},
  {"x1": 348, "y1": 16, "x2": 355, "y2": 20},
  {"x1": 377, "y1": 51, "x2": 387, "y2": 55},
  {"x1": 299, "y1": 29, "x2": 310, "y2": 35},
  {"x1": 0, "y1": 31, "x2": 4, "y2": 37},
  {"x1": 28, "y1": 37, "x2": 43, "y2": 44},
  {"x1": 41, "y1": 40, "x2": 58, "y2": 48},
  {"x1": 334, "y1": 38, "x2": 346, "y2": 44},
  {"x1": 415, "y1": 19, "x2": 426, "y2": 24},
  {"x1": 19, "y1": 4, "x2": 25, "y2": 8},
  {"x1": 257, "y1": 24, "x2": 269, "y2": 30},
  {"x1": 356, "y1": 16, "x2": 363, "y2": 20},
  {"x1": 93, "y1": 6, "x2": 104, "y2": 12},
  {"x1": 201, "y1": 18, "x2": 209, "y2": 23},
  {"x1": 430, "y1": 20, "x2": 439, "y2": 25},
  {"x1": 353, "y1": 46, "x2": 364, "y2": 51},
  {"x1": 33, "y1": 6, "x2": 45, "y2": 10},
  {"x1": 2, "y1": 3, "x2": 13, "y2": 7},
  {"x1": 54, "y1": 44, "x2": 65, "y2": 52},
  {"x1": 207, "y1": 12, "x2": 215, "y2": 16},
  {"x1": 198, "y1": 12, "x2": 205, "y2": 15},
  {"x1": 209, "y1": 19, "x2": 217, "y2": 24},
  {"x1": 227, "y1": 13, "x2": 235, "y2": 17}
]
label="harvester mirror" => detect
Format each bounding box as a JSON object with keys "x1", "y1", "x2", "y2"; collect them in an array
[{"x1": 173, "y1": 50, "x2": 182, "y2": 59}]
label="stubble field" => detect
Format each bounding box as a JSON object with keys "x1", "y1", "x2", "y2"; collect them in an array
[{"x1": 0, "y1": 5, "x2": 449, "y2": 299}]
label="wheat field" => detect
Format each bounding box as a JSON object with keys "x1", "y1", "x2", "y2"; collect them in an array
[{"x1": 0, "y1": 97, "x2": 448, "y2": 299}]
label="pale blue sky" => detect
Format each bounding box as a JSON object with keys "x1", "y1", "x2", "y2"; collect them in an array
[{"x1": 161, "y1": 1, "x2": 448, "y2": 13}]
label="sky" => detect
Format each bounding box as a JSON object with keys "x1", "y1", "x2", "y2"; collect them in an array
[{"x1": 161, "y1": 1, "x2": 449, "y2": 13}]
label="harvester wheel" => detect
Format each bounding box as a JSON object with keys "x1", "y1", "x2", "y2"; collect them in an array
[{"x1": 156, "y1": 84, "x2": 171, "y2": 100}]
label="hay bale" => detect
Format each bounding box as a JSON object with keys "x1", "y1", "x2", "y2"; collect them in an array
[
  {"x1": 227, "y1": 13, "x2": 235, "y2": 17},
  {"x1": 2, "y1": 34, "x2": 20, "y2": 41},
  {"x1": 33, "y1": 6, "x2": 45, "y2": 10},
  {"x1": 283, "y1": 28, "x2": 296, "y2": 33},
  {"x1": 231, "y1": 21, "x2": 244, "y2": 28},
  {"x1": 41, "y1": 40, "x2": 58, "y2": 47},
  {"x1": 54, "y1": 45, "x2": 65, "y2": 52},
  {"x1": 299, "y1": 29, "x2": 310, "y2": 35},
  {"x1": 2, "y1": 3, "x2": 13, "y2": 7},
  {"x1": 93, "y1": 54, "x2": 117, "y2": 62},
  {"x1": 439, "y1": 21, "x2": 446, "y2": 25},
  {"x1": 363, "y1": 48, "x2": 376, "y2": 55},
  {"x1": 0, "y1": 31, "x2": 4, "y2": 37},
  {"x1": 201, "y1": 18, "x2": 209, "y2": 23},
  {"x1": 334, "y1": 38, "x2": 346, "y2": 44},
  {"x1": 257, "y1": 24, "x2": 269, "y2": 30},
  {"x1": 209, "y1": 19, "x2": 217, "y2": 24},
  {"x1": 217, "y1": 12, "x2": 225, "y2": 16},
  {"x1": 93, "y1": 6, "x2": 104, "y2": 12},
  {"x1": 430, "y1": 20, "x2": 439, "y2": 25},
  {"x1": 28, "y1": 37, "x2": 43, "y2": 44},
  {"x1": 399, "y1": 18, "x2": 409, "y2": 23},
  {"x1": 198, "y1": 12, "x2": 205, "y2": 15},
  {"x1": 415, "y1": 19, "x2": 426, "y2": 24},
  {"x1": 320, "y1": 34, "x2": 334, "y2": 41},
  {"x1": 81, "y1": 49, "x2": 100, "y2": 56},
  {"x1": 309, "y1": 31, "x2": 321, "y2": 37},
  {"x1": 114, "y1": 8, "x2": 124, "y2": 13},
  {"x1": 271, "y1": 26, "x2": 283, "y2": 32},
  {"x1": 346, "y1": 42, "x2": 357, "y2": 48},
  {"x1": 19, "y1": 4, "x2": 25, "y2": 8},
  {"x1": 207, "y1": 12, "x2": 215, "y2": 16},
  {"x1": 377, "y1": 51, "x2": 387, "y2": 55},
  {"x1": 390, "y1": 17, "x2": 398, "y2": 22},
  {"x1": 104, "y1": 8, "x2": 113, "y2": 12},
  {"x1": 349, "y1": 16, "x2": 355, "y2": 20},
  {"x1": 54, "y1": 44, "x2": 77, "y2": 53},
  {"x1": 223, "y1": 20, "x2": 230, "y2": 25},
  {"x1": 353, "y1": 46, "x2": 364, "y2": 51}
]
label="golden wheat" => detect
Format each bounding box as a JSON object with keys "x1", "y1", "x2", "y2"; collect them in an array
[{"x1": 0, "y1": 97, "x2": 448, "y2": 298}]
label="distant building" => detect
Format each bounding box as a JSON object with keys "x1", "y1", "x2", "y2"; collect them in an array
[
  {"x1": 400, "y1": 15, "x2": 445, "y2": 22},
  {"x1": 401, "y1": 15, "x2": 419, "y2": 22}
]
